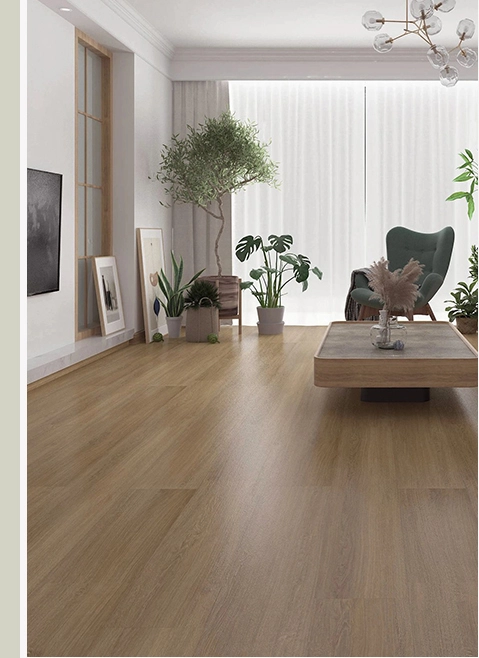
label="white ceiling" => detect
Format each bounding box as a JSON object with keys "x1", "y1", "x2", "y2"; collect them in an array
[{"x1": 125, "y1": 0, "x2": 478, "y2": 49}]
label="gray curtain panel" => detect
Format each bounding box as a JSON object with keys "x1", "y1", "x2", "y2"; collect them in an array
[{"x1": 172, "y1": 81, "x2": 232, "y2": 282}]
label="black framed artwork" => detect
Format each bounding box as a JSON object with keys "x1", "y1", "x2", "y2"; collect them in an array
[{"x1": 27, "y1": 168, "x2": 63, "y2": 296}]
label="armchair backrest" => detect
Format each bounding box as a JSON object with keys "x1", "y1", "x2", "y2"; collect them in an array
[{"x1": 386, "y1": 226, "x2": 455, "y2": 286}]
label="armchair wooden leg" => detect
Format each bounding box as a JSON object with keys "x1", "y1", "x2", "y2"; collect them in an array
[
  {"x1": 426, "y1": 304, "x2": 436, "y2": 321},
  {"x1": 358, "y1": 305, "x2": 367, "y2": 321}
]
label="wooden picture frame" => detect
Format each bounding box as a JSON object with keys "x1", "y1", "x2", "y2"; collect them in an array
[
  {"x1": 136, "y1": 228, "x2": 166, "y2": 343},
  {"x1": 92, "y1": 256, "x2": 125, "y2": 335}
]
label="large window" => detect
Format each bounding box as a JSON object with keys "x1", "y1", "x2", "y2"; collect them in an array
[
  {"x1": 75, "y1": 30, "x2": 112, "y2": 339},
  {"x1": 230, "y1": 81, "x2": 478, "y2": 324}
]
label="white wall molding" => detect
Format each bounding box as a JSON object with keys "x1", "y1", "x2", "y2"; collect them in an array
[
  {"x1": 173, "y1": 47, "x2": 436, "y2": 63},
  {"x1": 172, "y1": 47, "x2": 479, "y2": 81},
  {"x1": 100, "y1": 0, "x2": 174, "y2": 59}
]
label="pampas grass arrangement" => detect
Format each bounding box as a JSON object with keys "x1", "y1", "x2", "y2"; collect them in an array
[{"x1": 368, "y1": 257, "x2": 424, "y2": 314}]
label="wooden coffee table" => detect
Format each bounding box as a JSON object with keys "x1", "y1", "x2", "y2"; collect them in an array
[{"x1": 314, "y1": 321, "x2": 478, "y2": 401}]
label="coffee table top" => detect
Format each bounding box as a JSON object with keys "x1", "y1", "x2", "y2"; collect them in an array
[{"x1": 314, "y1": 321, "x2": 478, "y2": 388}]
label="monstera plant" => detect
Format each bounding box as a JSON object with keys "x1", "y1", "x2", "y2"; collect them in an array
[{"x1": 235, "y1": 234, "x2": 322, "y2": 334}]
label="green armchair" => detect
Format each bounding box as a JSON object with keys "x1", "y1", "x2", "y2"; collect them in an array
[{"x1": 351, "y1": 226, "x2": 455, "y2": 321}]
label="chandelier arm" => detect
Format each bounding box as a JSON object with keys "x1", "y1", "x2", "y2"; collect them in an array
[
  {"x1": 405, "y1": 0, "x2": 408, "y2": 29},
  {"x1": 447, "y1": 41, "x2": 464, "y2": 55},
  {"x1": 418, "y1": 28, "x2": 435, "y2": 47}
]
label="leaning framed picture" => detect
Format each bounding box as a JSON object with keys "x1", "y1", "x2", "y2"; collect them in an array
[
  {"x1": 136, "y1": 228, "x2": 166, "y2": 343},
  {"x1": 92, "y1": 256, "x2": 126, "y2": 336},
  {"x1": 27, "y1": 168, "x2": 63, "y2": 296}
]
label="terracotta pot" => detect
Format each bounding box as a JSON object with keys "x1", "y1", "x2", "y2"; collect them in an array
[
  {"x1": 257, "y1": 306, "x2": 285, "y2": 335},
  {"x1": 455, "y1": 316, "x2": 478, "y2": 335}
]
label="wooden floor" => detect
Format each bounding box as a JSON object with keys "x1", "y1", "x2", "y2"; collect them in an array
[{"x1": 28, "y1": 326, "x2": 478, "y2": 657}]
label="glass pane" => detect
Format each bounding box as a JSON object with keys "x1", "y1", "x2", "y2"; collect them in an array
[
  {"x1": 86, "y1": 187, "x2": 103, "y2": 256},
  {"x1": 86, "y1": 49, "x2": 102, "y2": 117},
  {"x1": 78, "y1": 114, "x2": 85, "y2": 184},
  {"x1": 87, "y1": 258, "x2": 100, "y2": 328},
  {"x1": 77, "y1": 44, "x2": 85, "y2": 112},
  {"x1": 77, "y1": 186, "x2": 86, "y2": 257},
  {"x1": 86, "y1": 117, "x2": 102, "y2": 186},
  {"x1": 78, "y1": 259, "x2": 87, "y2": 331}
]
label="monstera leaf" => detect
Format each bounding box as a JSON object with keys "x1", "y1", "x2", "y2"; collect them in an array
[
  {"x1": 268, "y1": 234, "x2": 293, "y2": 253},
  {"x1": 235, "y1": 235, "x2": 263, "y2": 262}
]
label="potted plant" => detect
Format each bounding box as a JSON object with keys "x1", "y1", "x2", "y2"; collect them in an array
[
  {"x1": 184, "y1": 280, "x2": 221, "y2": 343},
  {"x1": 235, "y1": 234, "x2": 323, "y2": 334},
  {"x1": 445, "y1": 279, "x2": 478, "y2": 334},
  {"x1": 445, "y1": 150, "x2": 477, "y2": 334},
  {"x1": 153, "y1": 112, "x2": 279, "y2": 321},
  {"x1": 153, "y1": 252, "x2": 204, "y2": 338}
]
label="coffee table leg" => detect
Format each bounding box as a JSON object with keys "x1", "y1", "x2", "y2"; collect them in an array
[{"x1": 360, "y1": 388, "x2": 430, "y2": 402}]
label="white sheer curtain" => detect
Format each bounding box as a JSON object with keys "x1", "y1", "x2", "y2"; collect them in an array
[
  {"x1": 365, "y1": 81, "x2": 478, "y2": 320},
  {"x1": 230, "y1": 81, "x2": 478, "y2": 325},
  {"x1": 230, "y1": 81, "x2": 366, "y2": 325}
]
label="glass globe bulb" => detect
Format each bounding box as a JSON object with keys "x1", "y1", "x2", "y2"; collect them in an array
[
  {"x1": 435, "y1": 0, "x2": 456, "y2": 13},
  {"x1": 457, "y1": 19, "x2": 475, "y2": 40},
  {"x1": 373, "y1": 33, "x2": 393, "y2": 53},
  {"x1": 410, "y1": 0, "x2": 434, "y2": 19},
  {"x1": 427, "y1": 44, "x2": 449, "y2": 68},
  {"x1": 424, "y1": 15, "x2": 442, "y2": 35},
  {"x1": 439, "y1": 65, "x2": 459, "y2": 86},
  {"x1": 362, "y1": 11, "x2": 384, "y2": 31},
  {"x1": 457, "y1": 47, "x2": 478, "y2": 68}
]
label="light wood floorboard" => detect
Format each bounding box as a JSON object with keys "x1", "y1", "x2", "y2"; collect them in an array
[{"x1": 28, "y1": 326, "x2": 478, "y2": 657}]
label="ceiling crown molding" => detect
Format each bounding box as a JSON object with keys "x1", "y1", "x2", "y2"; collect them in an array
[
  {"x1": 100, "y1": 0, "x2": 174, "y2": 58},
  {"x1": 172, "y1": 47, "x2": 444, "y2": 63}
]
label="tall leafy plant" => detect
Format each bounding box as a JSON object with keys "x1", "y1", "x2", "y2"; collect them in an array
[
  {"x1": 445, "y1": 150, "x2": 478, "y2": 323},
  {"x1": 446, "y1": 149, "x2": 477, "y2": 219},
  {"x1": 154, "y1": 112, "x2": 279, "y2": 276},
  {"x1": 153, "y1": 252, "x2": 204, "y2": 317},
  {"x1": 235, "y1": 234, "x2": 322, "y2": 308}
]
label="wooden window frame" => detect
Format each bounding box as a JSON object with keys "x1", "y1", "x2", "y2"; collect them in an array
[{"x1": 75, "y1": 29, "x2": 112, "y2": 340}]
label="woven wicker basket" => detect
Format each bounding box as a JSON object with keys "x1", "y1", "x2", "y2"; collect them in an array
[{"x1": 185, "y1": 306, "x2": 220, "y2": 342}]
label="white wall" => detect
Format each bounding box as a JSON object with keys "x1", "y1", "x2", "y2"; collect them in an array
[
  {"x1": 28, "y1": 0, "x2": 173, "y2": 361},
  {"x1": 112, "y1": 53, "x2": 173, "y2": 333},
  {"x1": 133, "y1": 55, "x2": 172, "y2": 330},
  {"x1": 27, "y1": 0, "x2": 76, "y2": 358}
]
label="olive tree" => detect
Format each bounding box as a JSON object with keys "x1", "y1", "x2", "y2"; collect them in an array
[{"x1": 154, "y1": 112, "x2": 279, "y2": 276}]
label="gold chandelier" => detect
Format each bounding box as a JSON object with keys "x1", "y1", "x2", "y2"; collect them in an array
[{"x1": 362, "y1": 0, "x2": 477, "y2": 86}]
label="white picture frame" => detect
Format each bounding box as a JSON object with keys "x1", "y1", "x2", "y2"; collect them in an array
[
  {"x1": 136, "y1": 228, "x2": 166, "y2": 343},
  {"x1": 92, "y1": 256, "x2": 126, "y2": 336}
]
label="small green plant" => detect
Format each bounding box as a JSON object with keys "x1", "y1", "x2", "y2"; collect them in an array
[
  {"x1": 445, "y1": 280, "x2": 478, "y2": 321},
  {"x1": 207, "y1": 333, "x2": 220, "y2": 343},
  {"x1": 446, "y1": 149, "x2": 477, "y2": 220},
  {"x1": 468, "y1": 244, "x2": 478, "y2": 284},
  {"x1": 184, "y1": 280, "x2": 221, "y2": 309},
  {"x1": 235, "y1": 234, "x2": 322, "y2": 308},
  {"x1": 152, "y1": 332, "x2": 164, "y2": 342},
  {"x1": 154, "y1": 252, "x2": 204, "y2": 317}
]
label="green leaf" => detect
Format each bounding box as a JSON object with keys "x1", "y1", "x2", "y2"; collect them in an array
[
  {"x1": 279, "y1": 254, "x2": 297, "y2": 265},
  {"x1": 250, "y1": 268, "x2": 265, "y2": 280},
  {"x1": 235, "y1": 235, "x2": 262, "y2": 262},
  {"x1": 311, "y1": 267, "x2": 323, "y2": 280},
  {"x1": 293, "y1": 262, "x2": 310, "y2": 284},
  {"x1": 268, "y1": 234, "x2": 293, "y2": 253},
  {"x1": 467, "y1": 195, "x2": 475, "y2": 219},
  {"x1": 445, "y1": 191, "x2": 469, "y2": 201},
  {"x1": 453, "y1": 172, "x2": 473, "y2": 182},
  {"x1": 240, "y1": 281, "x2": 254, "y2": 289},
  {"x1": 465, "y1": 149, "x2": 473, "y2": 160}
]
